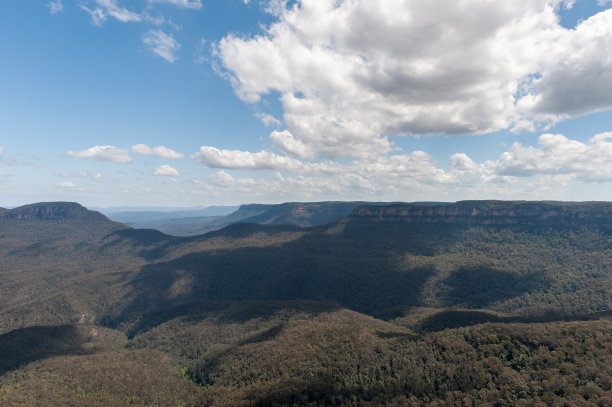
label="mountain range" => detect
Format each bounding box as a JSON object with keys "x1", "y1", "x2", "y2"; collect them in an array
[
  {"x1": 101, "y1": 201, "x2": 450, "y2": 236},
  {"x1": 0, "y1": 200, "x2": 610, "y2": 406}
]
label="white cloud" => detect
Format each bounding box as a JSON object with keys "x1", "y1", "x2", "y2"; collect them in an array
[
  {"x1": 0, "y1": 146, "x2": 4, "y2": 156},
  {"x1": 193, "y1": 170, "x2": 351, "y2": 199},
  {"x1": 516, "y1": 10, "x2": 612, "y2": 118},
  {"x1": 191, "y1": 131, "x2": 611, "y2": 201},
  {"x1": 143, "y1": 29, "x2": 180, "y2": 63},
  {"x1": 80, "y1": 6, "x2": 106, "y2": 25},
  {"x1": 214, "y1": 0, "x2": 612, "y2": 159},
  {"x1": 148, "y1": 0, "x2": 203, "y2": 9},
  {"x1": 562, "y1": 0, "x2": 576, "y2": 8},
  {"x1": 67, "y1": 145, "x2": 132, "y2": 163},
  {"x1": 191, "y1": 146, "x2": 305, "y2": 171},
  {"x1": 131, "y1": 144, "x2": 184, "y2": 159},
  {"x1": 47, "y1": 0, "x2": 64, "y2": 14},
  {"x1": 591, "y1": 132, "x2": 612, "y2": 142},
  {"x1": 255, "y1": 113, "x2": 282, "y2": 127},
  {"x1": 80, "y1": 0, "x2": 141, "y2": 26},
  {"x1": 598, "y1": 0, "x2": 612, "y2": 6},
  {"x1": 492, "y1": 133, "x2": 612, "y2": 182},
  {"x1": 269, "y1": 130, "x2": 313, "y2": 158},
  {"x1": 154, "y1": 164, "x2": 181, "y2": 176},
  {"x1": 57, "y1": 181, "x2": 77, "y2": 191}
]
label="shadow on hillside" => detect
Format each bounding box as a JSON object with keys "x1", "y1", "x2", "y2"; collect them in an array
[
  {"x1": 105, "y1": 299, "x2": 342, "y2": 338},
  {"x1": 0, "y1": 325, "x2": 94, "y2": 375},
  {"x1": 100, "y1": 232, "x2": 436, "y2": 335},
  {"x1": 441, "y1": 266, "x2": 549, "y2": 308},
  {"x1": 101, "y1": 221, "x2": 560, "y2": 336},
  {"x1": 419, "y1": 309, "x2": 612, "y2": 332}
]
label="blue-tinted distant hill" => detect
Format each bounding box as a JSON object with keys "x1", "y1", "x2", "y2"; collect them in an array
[
  {"x1": 101, "y1": 206, "x2": 238, "y2": 236},
  {"x1": 105, "y1": 201, "x2": 449, "y2": 236}
]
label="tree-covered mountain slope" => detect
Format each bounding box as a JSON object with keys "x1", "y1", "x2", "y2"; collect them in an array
[
  {"x1": 0, "y1": 202, "x2": 177, "y2": 333},
  {"x1": 1, "y1": 201, "x2": 610, "y2": 332},
  {"x1": 0, "y1": 200, "x2": 610, "y2": 405},
  {"x1": 94, "y1": 201, "x2": 610, "y2": 336},
  {"x1": 1, "y1": 306, "x2": 610, "y2": 406}
]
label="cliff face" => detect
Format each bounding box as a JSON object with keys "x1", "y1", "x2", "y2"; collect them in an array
[
  {"x1": 351, "y1": 201, "x2": 612, "y2": 228},
  {"x1": 1, "y1": 202, "x2": 109, "y2": 221}
]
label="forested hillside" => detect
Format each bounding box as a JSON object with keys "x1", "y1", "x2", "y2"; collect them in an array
[{"x1": 0, "y1": 201, "x2": 610, "y2": 406}]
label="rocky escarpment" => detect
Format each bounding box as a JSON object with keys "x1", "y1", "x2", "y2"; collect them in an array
[
  {"x1": 351, "y1": 201, "x2": 612, "y2": 228},
  {"x1": 0, "y1": 202, "x2": 109, "y2": 221}
]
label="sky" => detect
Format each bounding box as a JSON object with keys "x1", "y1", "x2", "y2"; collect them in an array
[{"x1": 1, "y1": 0, "x2": 611, "y2": 208}]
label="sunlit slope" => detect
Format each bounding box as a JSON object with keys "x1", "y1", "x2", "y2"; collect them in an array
[
  {"x1": 1, "y1": 306, "x2": 610, "y2": 406},
  {"x1": 0, "y1": 202, "x2": 175, "y2": 332}
]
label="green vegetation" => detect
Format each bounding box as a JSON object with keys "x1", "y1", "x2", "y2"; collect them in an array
[{"x1": 0, "y1": 201, "x2": 610, "y2": 405}]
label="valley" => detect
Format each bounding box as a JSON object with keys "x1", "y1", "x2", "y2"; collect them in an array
[{"x1": 0, "y1": 200, "x2": 610, "y2": 406}]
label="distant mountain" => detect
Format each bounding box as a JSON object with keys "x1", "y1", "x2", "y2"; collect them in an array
[
  {"x1": 102, "y1": 201, "x2": 455, "y2": 236},
  {"x1": 206, "y1": 201, "x2": 370, "y2": 229},
  {"x1": 102, "y1": 206, "x2": 238, "y2": 222},
  {"x1": 100, "y1": 206, "x2": 238, "y2": 236},
  {"x1": 352, "y1": 200, "x2": 612, "y2": 228},
  {"x1": 0, "y1": 202, "x2": 109, "y2": 221},
  {"x1": 177, "y1": 201, "x2": 438, "y2": 236},
  {"x1": 103, "y1": 201, "x2": 378, "y2": 236}
]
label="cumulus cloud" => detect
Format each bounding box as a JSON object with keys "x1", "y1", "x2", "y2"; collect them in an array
[
  {"x1": 193, "y1": 170, "x2": 352, "y2": 199},
  {"x1": 80, "y1": 0, "x2": 141, "y2": 26},
  {"x1": 47, "y1": 0, "x2": 63, "y2": 14},
  {"x1": 131, "y1": 144, "x2": 184, "y2": 159},
  {"x1": 67, "y1": 145, "x2": 132, "y2": 163},
  {"x1": 591, "y1": 132, "x2": 612, "y2": 142},
  {"x1": 143, "y1": 29, "x2": 180, "y2": 62},
  {"x1": 154, "y1": 164, "x2": 181, "y2": 176},
  {"x1": 191, "y1": 131, "x2": 611, "y2": 201},
  {"x1": 148, "y1": 0, "x2": 202, "y2": 9},
  {"x1": 492, "y1": 133, "x2": 612, "y2": 182},
  {"x1": 516, "y1": 10, "x2": 612, "y2": 118},
  {"x1": 269, "y1": 130, "x2": 313, "y2": 158},
  {"x1": 214, "y1": 0, "x2": 612, "y2": 159},
  {"x1": 191, "y1": 146, "x2": 305, "y2": 171}
]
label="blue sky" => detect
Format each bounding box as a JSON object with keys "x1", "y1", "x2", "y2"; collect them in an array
[{"x1": 1, "y1": 0, "x2": 611, "y2": 207}]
